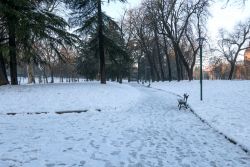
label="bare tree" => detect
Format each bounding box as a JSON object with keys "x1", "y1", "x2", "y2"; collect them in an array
[
  {"x1": 208, "y1": 56, "x2": 224, "y2": 79},
  {"x1": 128, "y1": 7, "x2": 160, "y2": 82},
  {"x1": 158, "y1": 0, "x2": 210, "y2": 81},
  {"x1": 225, "y1": 0, "x2": 247, "y2": 6},
  {"x1": 144, "y1": 1, "x2": 166, "y2": 81},
  {"x1": 217, "y1": 18, "x2": 250, "y2": 80}
]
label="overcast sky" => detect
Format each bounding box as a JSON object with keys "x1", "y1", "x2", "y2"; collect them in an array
[{"x1": 103, "y1": 0, "x2": 250, "y2": 41}]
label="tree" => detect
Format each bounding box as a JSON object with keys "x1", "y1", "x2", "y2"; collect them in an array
[
  {"x1": 1, "y1": 0, "x2": 37, "y2": 85},
  {"x1": 76, "y1": 42, "x2": 99, "y2": 80},
  {"x1": 105, "y1": 24, "x2": 131, "y2": 83},
  {"x1": 225, "y1": 0, "x2": 247, "y2": 6},
  {"x1": 0, "y1": 17, "x2": 9, "y2": 85},
  {"x1": 209, "y1": 56, "x2": 226, "y2": 79},
  {"x1": 75, "y1": 12, "x2": 130, "y2": 82},
  {"x1": 144, "y1": 1, "x2": 166, "y2": 81},
  {"x1": 217, "y1": 18, "x2": 250, "y2": 80},
  {"x1": 157, "y1": 0, "x2": 210, "y2": 81},
  {"x1": 0, "y1": 0, "x2": 78, "y2": 85},
  {"x1": 0, "y1": 49, "x2": 8, "y2": 85},
  {"x1": 158, "y1": 8, "x2": 173, "y2": 81},
  {"x1": 67, "y1": 0, "x2": 127, "y2": 84},
  {"x1": 119, "y1": 10, "x2": 139, "y2": 82},
  {"x1": 127, "y1": 7, "x2": 160, "y2": 82}
]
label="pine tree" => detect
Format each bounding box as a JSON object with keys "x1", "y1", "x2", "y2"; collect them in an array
[
  {"x1": 67, "y1": 0, "x2": 126, "y2": 84},
  {"x1": 0, "y1": 0, "x2": 78, "y2": 85}
]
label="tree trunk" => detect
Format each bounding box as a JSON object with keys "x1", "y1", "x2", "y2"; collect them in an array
[
  {"x1": 173, "y1": 42, "x2": 194, "y2": 81},
  {"x1": 49, "y1": 65, "x2": 54, "y2": 83},
  {"x1": 0, "y1": 51, "x2": 9, "y2": 85},
  {"x1": 117, "y1": 66, "x2": 122, "y2": 84},
  {"x1": 127, "y1": 67, "x2": 131, "y2": 82},
  {"x1": 188, "y1": 68, "x2": 193, "y2": 81},
  {"x1": 175, "y1": 53, "x2": 181, "y2": 81},
  {"x1": 228, "y1": 62, "x2": 235, "y2": 80},
  {"x1": 43, "y1": 66, "x2": 48, "y2": 83},
  {"x1": 163, "y1": 35, "x2": 172, "y2": 82},
  {"x1": 151, "y1": 52, "x2": 160, "y2": 82},
  {"x1": 154, "y1": 27, "x2": 165, "y2": 81},
  {"x1": 8, "y1": 17, "x2": 18, "y2": 85},
  {"x1": 38, "y1": 74, "x2": 42, "y2": 83},
  {"x1": 145, "y1": 52, "x2": 155, "y2": 82},
  {"x1": 59, "y1": 60, "x2": 63, "y2": 82},
  {"x1": 51, "y1": 71, "x2": 54, "y2": 83},
  {"x1": 27, "y1": 61, "x2": 35, "y2": 84},
  {"x1": 137, "y1": 57, "x2": 141, "y2": 83},
  {"x1": 179, "y1": 59, "x2": 184, "y2": 80},
  {"x1": 119, "y1": 74, "x2": 122, "y2": 84},
  {"x1": 97, "y1": 0, "x2": 106, "y2": 84}
]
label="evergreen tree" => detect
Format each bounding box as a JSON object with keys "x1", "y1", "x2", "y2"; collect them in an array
[
  {"x1": 67, "y1": 0, "x2": 126, "y2": 84},
  {"x1": 0, "y1": 17, "x2": 9, "y2": 85},
  {"x1": 75, "y1": 14, "x2": 131, "y2": 82},
  {"x1": 0, "y1": 0, "x2": 78, "y2": 85}
]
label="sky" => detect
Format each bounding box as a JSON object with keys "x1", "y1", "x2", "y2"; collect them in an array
[
  {"x1": 103, "y1": 0, "x2": 141, "y2": 20},
  {"x1": 103, "y1": 0, "x2": 250, "y2": 42},
  {"x1": 207, "y1": 1, "x2": 250, "y2": 40}
]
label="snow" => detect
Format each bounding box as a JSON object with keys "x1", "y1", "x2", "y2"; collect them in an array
[
  {"x1": 0, "y1": 81, "x2": 250, "y2": 166},
  {"x1": 0, "y1": 82, "x2": 141, "y2": 114},
  {"x1": 150, "y1": 80, "x2": 250, "y2": 152}
]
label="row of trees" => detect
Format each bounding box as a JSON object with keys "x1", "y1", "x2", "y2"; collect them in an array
[
  {"x1": 123, "y1": 0, "x2": 250, "y2": 82},
  {"x1": 0, "y1": 0, "x2": 78, "y2": 86},
  {"x1": 0, "y1": 0, "x2": 249, "y2": 86},
  {"x1": 120, "y1": 0, "x2": 210, "y2": 82},
  {"x1": 124, "y1": 0, "x2": 250, "y2": 81},
  {"x1": 0, "y1": 0, "x2": 131, "y2": 85}
]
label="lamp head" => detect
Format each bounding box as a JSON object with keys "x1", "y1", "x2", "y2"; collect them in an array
[{"x1": 197, "y1": 37, "x2": 205, "y2": 46}]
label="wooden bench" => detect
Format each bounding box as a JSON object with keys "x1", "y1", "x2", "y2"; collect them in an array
[{"x1": 178, "y1": 93, "x2": 189, "y2": 110}]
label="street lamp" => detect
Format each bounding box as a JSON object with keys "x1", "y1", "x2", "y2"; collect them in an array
[{"x1": 197, "y1": 37, "x2": 205, "y2": 101}]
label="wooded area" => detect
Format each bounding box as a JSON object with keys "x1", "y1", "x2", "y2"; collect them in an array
[{"x1": 0, "y1": 0, "x2": 250, "y2": 86}]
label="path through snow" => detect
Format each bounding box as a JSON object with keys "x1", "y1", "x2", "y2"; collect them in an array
[{"x1": 0, "y1": 84, "x2": 249, "y2": 167}]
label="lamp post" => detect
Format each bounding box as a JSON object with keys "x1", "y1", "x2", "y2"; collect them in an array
[{"x1": 197, "y1": 37, "x2": 205, "y2": 101}]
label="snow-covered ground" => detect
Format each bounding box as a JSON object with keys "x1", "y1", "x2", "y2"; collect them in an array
[
  {"x1": 150, "y1": 80, "x2": 250, "y2": 153},
  {"x1": 0, "y1": 82, "x2": 141, "y2": 114},
  {"x1": 0, "y1": 81, "x2": 249, "y2": 166}
]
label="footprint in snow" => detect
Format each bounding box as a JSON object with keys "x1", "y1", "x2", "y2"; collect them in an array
[
  {"x1": 64, "y1": 136, "x2": 74, "y2": 140},
  {"x1": 46, "y1": 163, "x2": 55, "y2": 167},
  {"x1": 110, "y1": 150, "x2": 121, "y2": 156}
]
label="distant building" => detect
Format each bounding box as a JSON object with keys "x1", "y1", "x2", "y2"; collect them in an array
[{"x1": 244, "y1": 42, "x2": 250, "y2": 79}]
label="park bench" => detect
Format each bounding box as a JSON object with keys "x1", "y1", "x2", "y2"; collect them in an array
[{"x1": 178, "y1": 93, "x2": 189, "y2": 110}]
